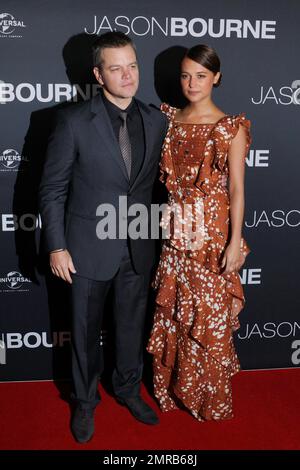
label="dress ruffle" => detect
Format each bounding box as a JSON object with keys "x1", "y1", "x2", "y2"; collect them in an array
[
  {"x1": 150, "y1": 245, "x2": 244, "y2": 363},
  {"x1": 147, "y1": 245, "x2": 243, "y2": 420}
]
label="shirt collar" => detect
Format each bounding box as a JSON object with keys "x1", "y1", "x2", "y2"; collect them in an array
[{"x1": 102, "y1": 90, "x2": 136, "y2": 121}]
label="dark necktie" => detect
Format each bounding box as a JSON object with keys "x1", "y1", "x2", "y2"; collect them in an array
[{"x1": 119, "y1": 112, "x2": 131, "y2": 179}]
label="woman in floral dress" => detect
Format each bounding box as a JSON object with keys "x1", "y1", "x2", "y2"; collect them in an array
[{"x1": 147, "y1": 44, "x2": 251, "y2": 421}]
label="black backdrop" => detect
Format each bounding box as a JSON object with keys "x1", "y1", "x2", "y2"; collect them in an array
[{"x1": 1, "y1": 0, "x2": 300, "y2": 381}]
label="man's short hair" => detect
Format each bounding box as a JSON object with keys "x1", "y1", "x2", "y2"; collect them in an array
[{"x1": 92, "y1": 31, "x2": 136, "y2": 69}]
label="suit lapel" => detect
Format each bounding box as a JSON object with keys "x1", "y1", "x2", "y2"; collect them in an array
[{"x1": 90, "y1": 94, "x2": 129, "y2": 181}]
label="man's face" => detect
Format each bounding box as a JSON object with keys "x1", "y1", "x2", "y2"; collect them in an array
[{"x1": 93, "y1": 45, "x2": 139, "y2": 101}]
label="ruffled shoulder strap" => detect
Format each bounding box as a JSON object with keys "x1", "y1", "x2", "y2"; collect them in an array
[
  {"x1": 228, "y1": 113, "x2": 252, "y2": 150},
  {"x1": 160, "y1": 103, "x2": 177, "y2": 122}
]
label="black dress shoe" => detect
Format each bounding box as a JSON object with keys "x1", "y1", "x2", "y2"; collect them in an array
[
  {"x1": 71, "y1": 406, "x2": 95, "y2": 443},
  {"x1": 117, "y1": 396, "x2": 159, "y2": 425}
]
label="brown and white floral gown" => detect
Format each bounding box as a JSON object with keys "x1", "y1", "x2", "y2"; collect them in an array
[{"x1": 147, "y1": 103, "x2": 252, "y2": 421}]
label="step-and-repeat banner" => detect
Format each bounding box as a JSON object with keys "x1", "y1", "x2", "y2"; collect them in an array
[{"x1": 0, "y1": 0, "x2": 299, "y2": 381}]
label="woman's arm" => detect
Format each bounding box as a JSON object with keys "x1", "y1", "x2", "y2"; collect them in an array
[{"x1": 221, "y1": 125, "x2": 248, "y2": 273}]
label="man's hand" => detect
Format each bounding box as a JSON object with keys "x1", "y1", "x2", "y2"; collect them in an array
[{"x1": 49, "y1": 249, "x2": 76, "y2": 284}]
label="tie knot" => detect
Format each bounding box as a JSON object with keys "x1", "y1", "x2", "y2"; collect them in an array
[{"x1": 119, "y1": 111, "x2": 128, "y2": 123}]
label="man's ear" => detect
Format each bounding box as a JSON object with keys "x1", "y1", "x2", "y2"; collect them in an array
[{"x1": 93, "y1": 66, "x2": 104, "y2": 86}]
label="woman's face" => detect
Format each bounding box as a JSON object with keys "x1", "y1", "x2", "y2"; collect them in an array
[{"x1": 180, "y1": 56, "x2": 220, "y2": 103}]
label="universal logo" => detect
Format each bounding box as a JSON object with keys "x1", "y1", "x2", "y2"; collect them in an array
[
  {"x1": 0, "y1": 271, "x2": 32, "y2": 292},
  {"x1": 0, "y1": 148, "x2": 28, "y2": 171},
  {"x1": 0, "y1": 13, "x2": 26, "y2": 38}
]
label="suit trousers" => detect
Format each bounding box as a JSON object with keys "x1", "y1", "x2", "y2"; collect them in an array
[{"x1": 70, "y1": 242, "x2": 151, "y2": 409}]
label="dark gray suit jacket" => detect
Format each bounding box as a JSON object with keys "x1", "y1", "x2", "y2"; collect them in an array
[{"x1": 39, "y1": 93, "x2": 167, "y2": 280}]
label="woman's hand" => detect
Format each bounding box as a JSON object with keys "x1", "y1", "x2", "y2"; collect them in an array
[{"x1": 221, "y1": 241, "x2": 245, "y2": 274}]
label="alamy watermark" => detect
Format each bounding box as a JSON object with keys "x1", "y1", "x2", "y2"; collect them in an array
[{"x1": 95, "y1": 197, "x2": 205, "y2": 251}]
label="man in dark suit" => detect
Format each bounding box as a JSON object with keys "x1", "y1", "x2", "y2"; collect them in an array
[{"x1": 39, "y1": 31, "x2": 167, "y2": 443}]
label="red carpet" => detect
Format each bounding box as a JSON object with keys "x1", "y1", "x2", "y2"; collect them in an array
[{"x1": 0, "y1": 369, "x2": 299, "y2": 450}]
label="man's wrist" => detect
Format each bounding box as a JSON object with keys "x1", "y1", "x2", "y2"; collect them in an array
[{"x1": 50, "y1": 248, "x2": 65, "y2": 254}]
